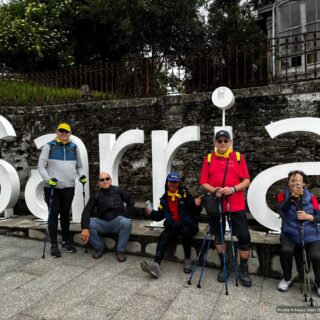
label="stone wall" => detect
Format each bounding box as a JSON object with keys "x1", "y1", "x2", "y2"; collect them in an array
[{"x1": 2, "y1": 80, "x2": 320, "y2": 221}]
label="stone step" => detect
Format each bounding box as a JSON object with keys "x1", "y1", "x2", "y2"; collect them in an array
[{"x1": 0, "y1": 215, "x2": 292, "y2": 280}]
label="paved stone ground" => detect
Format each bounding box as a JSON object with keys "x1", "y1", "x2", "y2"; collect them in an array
[{"x1": 1, "y1": 235, "x2": 320, "y2": 320}]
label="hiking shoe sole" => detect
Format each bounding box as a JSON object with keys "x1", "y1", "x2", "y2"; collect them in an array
[
  {"x1": 140, "y1": 260, "x2": 159, "y2": 279},
  {"x1": 140, "y1": 260, "x2": 150, "y2": 273},
  {"x1": 149, "y1": 270, "x2": 159, "y2": 279},
  {"x1": 238, "y1": 278, "x2": 252, "y2": 288}
]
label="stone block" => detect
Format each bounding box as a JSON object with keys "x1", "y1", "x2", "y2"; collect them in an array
[
  {"x1": 28, "y1": 229, "x2": 44, "y2": 240},
  {"x1": 145, "y1": 242, "x2": 157, "y2": 256},
  {"x1": 126, "y1": 241, "x2": 141, "y2": 254},
  {"x1": 104, "y1": 238, "x2": 116, "y2": 250}
]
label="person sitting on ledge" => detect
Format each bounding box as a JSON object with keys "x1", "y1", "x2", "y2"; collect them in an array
[
  {"x1": 140, "y1": 172, "x2": 201, "y2": 279},
  {"x1": 277, "y1": 170, "x2": 320, "y2": 296},
  {"x1": 80, "y1": 172, "x2": 134, "y2": 262}
]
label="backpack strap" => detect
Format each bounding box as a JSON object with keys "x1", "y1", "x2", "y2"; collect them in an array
[
  {"x1": 207, "y1": 153, "x2": 213, "y2": 164},
  {"x1": 235, "y1": 151, "x2": 241, "y2": 164}
]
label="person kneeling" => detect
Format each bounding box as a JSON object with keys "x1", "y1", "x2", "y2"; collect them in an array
[
  {"x1": 80, "y1": 172, "x2": 134, "y2": 262},
  {"x1": 140, "y1": 172, "x2": 201, "y2": 279}
]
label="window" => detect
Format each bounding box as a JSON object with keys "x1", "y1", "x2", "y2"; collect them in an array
[{"x1": 280, "y1": 1, "x2": 301, "y2": 36}]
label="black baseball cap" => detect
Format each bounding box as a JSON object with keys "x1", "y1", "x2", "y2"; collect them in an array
[{"x1": 215, "y1": 130, "x2": 230, "y2": 140}]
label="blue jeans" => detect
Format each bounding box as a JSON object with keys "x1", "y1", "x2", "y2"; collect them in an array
[{"x1": 89, "y1": 216, "x2": 132, "y2": 253}]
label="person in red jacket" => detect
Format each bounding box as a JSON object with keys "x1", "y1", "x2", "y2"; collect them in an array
[{"x1": 199, "y1": 130, "x2": 252, "y2": 287}]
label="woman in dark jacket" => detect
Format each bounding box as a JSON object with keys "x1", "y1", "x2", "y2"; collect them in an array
[
  {"x1": 140, "y1": 172, "x2": 201, "y2": 279},
  {"x1": 277, "y1": 170, "x2": 320, "y2": 296}
]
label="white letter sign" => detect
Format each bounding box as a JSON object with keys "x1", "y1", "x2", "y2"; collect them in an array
[
  {"x1": 0, "y1": 116, "x2": 20, "y2": 218},
  {"x1": 247, "y1": 117, "x2": 320, "y2": 231},
  {"x1": 25, "y1": 134, "x2": 89, "y2": 222}
]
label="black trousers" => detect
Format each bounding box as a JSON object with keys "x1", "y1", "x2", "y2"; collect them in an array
[
  {"x1": 154, "y1": 223, "x2": 199, "y2": 265},
  {"x1": 44, "y1": 187, "x2": 75, "y2": 245},
  {"x1": 280, "y1": 234, "x2": 320, "y2": 286}
]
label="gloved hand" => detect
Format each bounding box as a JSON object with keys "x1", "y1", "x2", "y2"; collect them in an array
[
  {"x1": 79, "y1": 175, "x2": 87, "y2": 184},
  {"x1": 48, "y1": 178, "x2": 57, "y2": 187},
  {"x1": 81, "y1": 229, "x2": 90, "y2": 243}
]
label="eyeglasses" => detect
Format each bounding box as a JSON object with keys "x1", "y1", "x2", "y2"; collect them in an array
[
  {"x1": 216, "y1": 139, "x2": 229, "y2": 144},
  {"x1": 100, "y1": 177, "x2": 111, "y2": 182},
  {"x1": 58, "y1": 129, "x2": 70, "y2": 133}
]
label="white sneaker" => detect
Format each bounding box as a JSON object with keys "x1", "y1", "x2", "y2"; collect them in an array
[{"x1": 278, "y1": 278, "x2": 293, "y2": 292}]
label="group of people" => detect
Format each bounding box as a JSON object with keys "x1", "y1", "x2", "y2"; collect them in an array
[{"x1": 38, "y1": 122, "x2": 320, "y2": 296}]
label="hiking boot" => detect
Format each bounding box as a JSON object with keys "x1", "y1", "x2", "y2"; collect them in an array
[
  {"x1": 184, "y1": 259, "x2": 192, "y2": 274},
  {"x1": 217, "y1": 253, "x2": 229, "y2": 283},
  {"x1": 314, "y1": 283, "x2": 320, "y2": 297},
  {"x1": 51, "y1": 244, "x2": 62, "y2": 258},
  {"x1": 238, "y1": 263, "x2": 252, "y2": 287},
  {"x1": 149, "y1": 262, "x2": 160, "y2": 279},
  {"x1": 92, "y1": 246, "x2": 106, "y2": 259},
  {"x1": 116, "y1": 251, "x2": 127, "y2": 262},
  {"x1": 278, "y1": 278, "x2": 293, "y2": 292},
  {"x1": 61, "y1": 241, "x2": 77, "y2": 253},
  {"x1": 140, "y1": 260, "x2": 160, "y2": 279},
  {"x1": 217, "y1": 266, "x2": 229, "y2": 283}
]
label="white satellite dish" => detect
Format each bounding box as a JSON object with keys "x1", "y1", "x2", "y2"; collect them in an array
[{"x1": 211, "y1": 86, "x2": 235, "y2": 110}]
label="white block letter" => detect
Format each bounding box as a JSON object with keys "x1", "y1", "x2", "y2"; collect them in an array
[
  {"x1": 25, "y1": 134, "x2": 89, "y2": 222},
  {"x1": 152, "y1": 126, "x2": 200, "y2": 208},
  {"x1": 247, "y1": 117, "x2": 320, "y2": 231},
  {"x1": 99, "y1": 129, "x2": 144, "y2": 186},
  {"x1": 0, "y1": 116, "x2": 20, "y2": 217}
]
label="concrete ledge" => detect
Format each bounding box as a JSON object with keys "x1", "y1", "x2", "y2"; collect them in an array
[{"x1": 0, "y1": 215, "x2": 292, "y2": 279}]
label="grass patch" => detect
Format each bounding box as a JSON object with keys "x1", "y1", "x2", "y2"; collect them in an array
[{"x1": 0, "y1": 79, "x2": 117, "y2": 106}]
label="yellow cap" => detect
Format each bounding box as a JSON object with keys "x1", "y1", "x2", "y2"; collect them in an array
[{"x1": 57, "y1": 122, "x2": 71, "y2": 132}]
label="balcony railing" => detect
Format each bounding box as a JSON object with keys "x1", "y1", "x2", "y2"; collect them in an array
[{"x1": 1, "y1": 32, "x2": 320, "y2": 106}]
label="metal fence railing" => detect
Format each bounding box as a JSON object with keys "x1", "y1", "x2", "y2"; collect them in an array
[{"x1": 1, "y1": 32, "x2": 320, "y2": 106}]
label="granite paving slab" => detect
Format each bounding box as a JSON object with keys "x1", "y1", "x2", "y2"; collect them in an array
[{"x1": 0, "y1": 235, "x2": 319, "y2": 320}]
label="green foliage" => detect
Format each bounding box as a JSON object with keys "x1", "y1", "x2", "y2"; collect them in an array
[
  {"x1": 207, "y1": 0, "x2": 266, "y2": 47},
  {"x1": 0, "y1": 78, "x2": 115, "y2": 105},
  {"x1": 0, "y1": 0, "x2": 74, "y2": 71},
  {"x1": 68, "y1": 0, "x2": 207, "y2": 64},
  {"x1": 0, "y1": 0, "x2": 267, "y2": 73}
]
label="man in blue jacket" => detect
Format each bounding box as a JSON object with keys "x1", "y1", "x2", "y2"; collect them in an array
[
  {"x1": 278, "y1": 170, "x2": 320, "y2": 296},
  {"x1": 38, "y1": 122, "x2": 86, "y2": 257},
  {"x1": 140, "y1": 172, "x2": 201, "y2": 278}
]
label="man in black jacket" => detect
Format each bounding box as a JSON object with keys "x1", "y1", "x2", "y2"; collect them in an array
[{"x1": 81, "y1": 172, "x2": 134, "y2": 262}]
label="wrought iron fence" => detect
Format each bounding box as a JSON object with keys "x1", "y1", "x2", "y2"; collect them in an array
[
  {"x1": 268, "y1": 31, "x2": 320, "y2": 83},
  {"x1": 1, "y1": 32, "x2": 320, "y2": 106}
]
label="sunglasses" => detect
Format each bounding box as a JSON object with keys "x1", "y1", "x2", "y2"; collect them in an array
[
  {"x1": 58, "y1": 129, "x2": 70, "y2": 133},
  {"x1": 100, "y1": 177, "x2": 111, "y2": 182},
  {"x1": 216, "y1": 139, "x2": 229, "y2": 144}
]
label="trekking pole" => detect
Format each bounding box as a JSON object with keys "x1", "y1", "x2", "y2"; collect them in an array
[
  {"x1": 197, "y1": 232, "x2": 213, "y2": 288},
  {"x1": 218, "y1": 198, "x2": 228, "y2": 295},
  {"x1": 300, "y1": 222, "x2": 314, "y2": 306},
  {"x1": 296, "y1": 193, "x2": 314, "y2": 306},
  {"x1": 188, "y1": 226, "x2": 211, "y2": 285},
  {"x1": 42, "y1": 187, "x2": 54, "y2": 259},
  {"x1": 81, "y1": 182, "x2": 88, "y2": 253},
  {"x1": 226, "y1": 198, "x2": 238, "y2": 286}
]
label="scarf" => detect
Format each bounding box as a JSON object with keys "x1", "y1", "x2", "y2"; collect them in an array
[
  {"x1": 167, "y1": 190, "x2": 182, "y2": 201},
  {"x1": 56, "y1": 137, "x2": 68, "y2": 144},
  {"x1": 215, "y1": 147, "x2": 232, "y2": 158}
]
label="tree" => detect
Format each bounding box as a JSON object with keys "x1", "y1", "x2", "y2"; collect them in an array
[
  {"x1": 0, "y1": 0, "x2": 74, "y2": 71},
  {"x1": 68, "y1": 0, "x2": 207, "y2": 65},
  {"x1": 207, "y1": 0, "x2": 266, "y2": 47}
]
